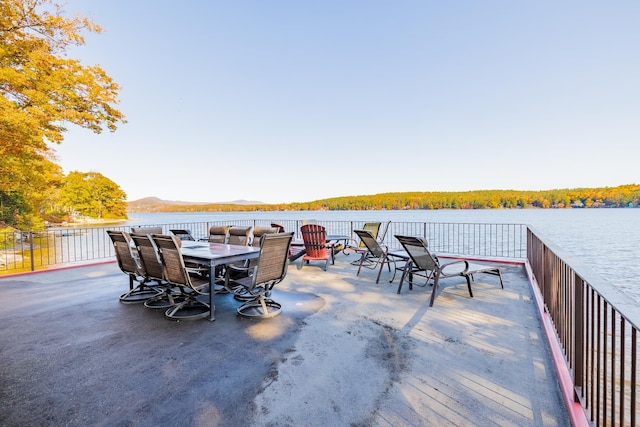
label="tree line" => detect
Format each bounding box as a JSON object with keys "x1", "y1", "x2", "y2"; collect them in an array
[{"x1": 129, "y1": 184, "x2": 640, "y2": 213}]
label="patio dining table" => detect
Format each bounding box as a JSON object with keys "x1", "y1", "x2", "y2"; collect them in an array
[{"x1": 180, "y1": 241, "x2": 261, "y2": 321}]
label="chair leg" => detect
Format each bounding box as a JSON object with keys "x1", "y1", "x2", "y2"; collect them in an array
[
  {"x1": 237, "y1": 295, "x2": 282, "y2": 318},
  {"x1": 465, "y1": 274, "x2": 474, "y2": 297},
  {"x1": 350, "y1": 249, "x2": 367, "y2": 266},
  {"x1": 397, "y1": 261, "x2": 412, "y2": 294},
  {"x1": 429, "y1": 271, "x2": 442, "y2": 307},
  {"x1": 144, "y1": 287, "x2": 186, "y2": 309},
  {"x1": 165, "y1": 296, "x2": 210, "y2": 321},
  {"x1": 397, "y1": 268, "x2": 406, "y2": 293},
  {"x1": 388, "y1": 259, "x2": 398, "y2": 283},
  {"x1": 119, "y1": 276, "x2": 163, "y2": 303},
  {"x1": 375, "y1": 260, "x2": 384, "y2": 284},
  {"x1": 356, "y1": 256, "x2": 365, "y2": 276}
]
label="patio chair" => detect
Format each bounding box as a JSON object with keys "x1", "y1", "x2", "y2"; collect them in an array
[
  {"x1": 348, "y1": 222, "x2": 382, "y2": 265},
  {"x1": 251, "y1": 227, "x2": 278, "y2": 247},
  {"x1": 130, "y1": 233, "x2": 185, "y2": 310},
  {"x1": 106, "y1": 230, "x2": 163, "y2": 303},
  {"x1": 130, "y1": 226, "x2": 163, "y2": 236},
  {"x1": 170, "y1": 229, "x2": 195, "y2": 241},
  {"x1": 299, "y1": 224, "x2": 334, "y2": 271},
  {"x1": 394, "y1": 235, "x2": 503, "y2": 306},
  {"x1": 227, "y1": 232, "x2": 294, "y2": 318},
  {"x1": 228, "y1": 226, "x2": 253, "y2": 246},
  {"x1": 353, "y1": 229, "x2": 408, "y2": 284},
  {"x1": 228, "y1": 227, "x2": 278, "y2": 282},
  {"x1": 151, "y1": 234, "x2": 211, "y2": 321},
  {"x1": 207, "y1": 225, "x2": 230, "y2": 244},
  {"x1": 269, "y1": 223, "x2": 306, "y2": 262},
  {"x1": 212, "y1": 226, "x2": 255, "y2": 287},
  {"x1": 378, "y1": 220, "x2": 391, "y2": 242},
  {"x1": 270, "y1": 223, "x2": 285, "y2": 233}
]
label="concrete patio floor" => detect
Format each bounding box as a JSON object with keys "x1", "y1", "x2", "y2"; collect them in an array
[{"x1": 0, "y1": 253, "x2": 569, "y2": 426}]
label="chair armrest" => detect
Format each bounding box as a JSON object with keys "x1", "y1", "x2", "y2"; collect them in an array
[
  {"x1": 438, "y1": 259, "x2": 470, "y2": 277},
  {"x1": 345, "y1": 238, "x2": 360, "y2": 248}
]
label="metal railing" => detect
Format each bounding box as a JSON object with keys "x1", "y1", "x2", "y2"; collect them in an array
[
  {"x1": 1, "y1": 219, "x2": 638, "y2": 425},
  {"x1": 0, "y1": 220, "x2": 527, "y2": 273},
  {"x1": 528, "y1": 227, "x2": 639, "y2": 427}
]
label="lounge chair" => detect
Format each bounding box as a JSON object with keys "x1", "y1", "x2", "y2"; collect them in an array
[
  {"x1": 394, "y1": 235, "x2": 503, "y2": 306},
  {"x1": 348, "y1": 222, "x2": 382, "y2": 265},
  {"x1": 353, "y1": 229, "x2": 408, "y2": 283},
  {"x1": 378, "y1": 220, "x2": 391, "y2": 242}
]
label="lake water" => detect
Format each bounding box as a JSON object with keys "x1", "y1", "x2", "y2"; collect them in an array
[{"x1": 124, "y1": 208, "x2": 640, "y2": 303}]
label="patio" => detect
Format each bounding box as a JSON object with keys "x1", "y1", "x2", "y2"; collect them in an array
[{"x1": 0, "y1": 253, "x2": 569, "y2": 426}]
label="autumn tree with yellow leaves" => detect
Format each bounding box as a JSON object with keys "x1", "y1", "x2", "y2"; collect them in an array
[{"x1": 0, "y1": 0, "x2": 125, "y2": 228}]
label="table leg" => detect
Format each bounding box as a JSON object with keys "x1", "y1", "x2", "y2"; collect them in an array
[
  {"x1": 339, "y1": 238, "x2": 350, "y2": 255},
  {"x1": 209, "y1": 263, "x2": 216, "y2": 321}
]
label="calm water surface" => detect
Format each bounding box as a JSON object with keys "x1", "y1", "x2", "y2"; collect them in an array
[{"x1": 124, "y1": 209, "x2": 640, "y2": 303}]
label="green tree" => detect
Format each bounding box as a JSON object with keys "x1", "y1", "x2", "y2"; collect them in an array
[
  {"x1": 0, "y1": 151, "x2": 63, "y2": 228},
  {"x1": 0, "y1": 0, "x2": 125, "y2": 227},
  {"x1": 59, "y1": 171, "x2": 127, "y2": 220}
]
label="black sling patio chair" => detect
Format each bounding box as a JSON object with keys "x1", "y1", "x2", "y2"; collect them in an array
[
  {"x1": 348, "y1": 222, "x2": 382, "y2": 265},
  {"x1": 394, "y1": 235, "x2": 503, "y2": 306},
  {"x1": 353, "y1": 229, "x2": 408, "y2": 284}
]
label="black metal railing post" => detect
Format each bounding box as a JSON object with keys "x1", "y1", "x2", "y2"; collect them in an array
[
  {"x1": 574, "y1": 272, "x2": 584, "y2": 403},
  {"x1": 29, "y1": 232, "x2": 35, "y2": 271}
]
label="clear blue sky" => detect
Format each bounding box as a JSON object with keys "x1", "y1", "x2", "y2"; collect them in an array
[{"x1": 55, "y1": 1, "x2": 640, "y2": 203}]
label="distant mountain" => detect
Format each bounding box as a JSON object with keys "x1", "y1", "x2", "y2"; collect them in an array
[{"x1": 127, "y1": 197, "x2": 264, "y2": 212}]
